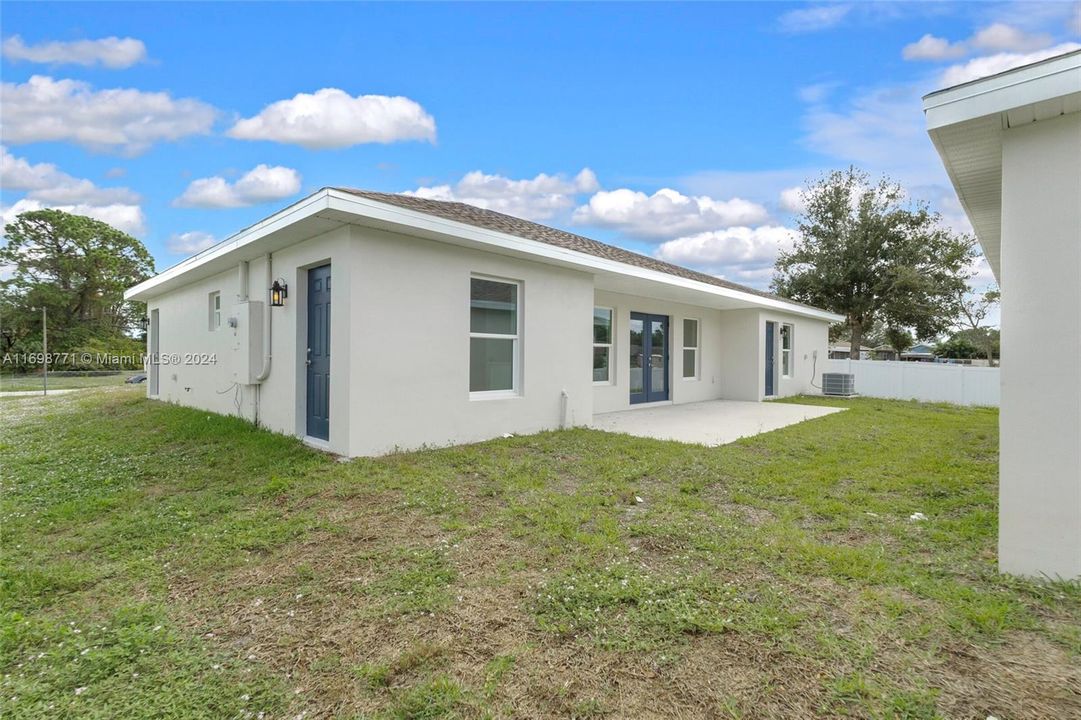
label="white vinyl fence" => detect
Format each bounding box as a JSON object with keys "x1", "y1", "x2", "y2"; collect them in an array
[{"x1": 825, "y1": 359, "x2": 1000, "y2": 407}]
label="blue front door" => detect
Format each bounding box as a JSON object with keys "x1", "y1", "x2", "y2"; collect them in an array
[
  {"x1": 764, "y1": 321, "x2": 776, "y2": 397},
  {"x1": 306, "y1": 265, "x2": 331, "y2": 440},
  {"x1": 630, "y1": 312, "x2": 669, "y2": 404}
]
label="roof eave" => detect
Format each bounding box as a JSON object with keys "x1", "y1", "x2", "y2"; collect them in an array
[
  {"x1": 125, "y1": 189, "x2": 335, "y2": 301},
  {"x1": 922, "y1": 50, "x2": 1081, "y2": 281},
  {"x1": 126, "y1": 187, "x2": 843, "y2": 322},
  {"x1": 321, "y1": 190, "x2": 845, "y2": 322}
]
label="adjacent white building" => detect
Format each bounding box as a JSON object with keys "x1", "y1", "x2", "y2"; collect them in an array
[
  {"x1": 126, "y1": 188, "x2": 840, "y2": 457},
  {"x1": 924, "y1": 49, "x2": 1081, "y2": 578}
]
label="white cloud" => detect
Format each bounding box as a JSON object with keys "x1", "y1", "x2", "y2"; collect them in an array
[
  {"x1": 907, "y1": 183, "x2": 974, "y2": 237},
  {"x1": 903, "y1": 23, "x2": 1058, "y2": 62},
  {"x1": 966, "y1": 254, "x2": 997, "y2": 290},
  {"x1": 407, "y1": 168, "x2": 598, "y2": 221},
  {"x1": 778, "y1": 187, "x2": 807, "y2": 214},
  {"x1": 939, "y1": 42, "x2": 1081, "y2": 87},
  {"x1": 174, "y1": 164, "x2": 302, "y2": 208},
  {"x1": 802, "y1": 83, "x2": 937, "y2": 182},
  {"x1": 0, "y1": 75, "x2": 217, "y2": 155},
  {"x1": 970, "y1": 23, "x2": 1052, "y2": 52},
  {"x1": 903, "y1": 34, "x2": 967, "y2": 61},
  {"x1": 655, "y1": 225, "x2": 797, "y2": 286},
  {"x1": 227, "y1": 88, "x2": 436, "y2": 149},
  {"x1": 777, "y1": 4, "x2": 853, "y2": 33},
  {"x1": 798, "y1": 82, "x2": 839, "y2": 103},
  {"x1": 779, "y1": 2, "x2": 947, "y2": 34},
  {"x1": 1, "y1": 198, "x2": 145, "y2": 236},
  {"x1": 1, "y1": 146, "x2": 139, "y2": 204},
  {"x1": 167, "y1": 231, "x2": 217, "y2": 255},
  {"x1": 0, "y1": 148, "x2": 145, "y2": 236},
  {"x1": 791, "y1": 80, "x2": 980, "y2": 240},
  {"x1": 573, "y1": 188, "x2": 769, "y2": 240},
  {"x1": 1, "y1": 35, "x2": 147, "y2": 68}
]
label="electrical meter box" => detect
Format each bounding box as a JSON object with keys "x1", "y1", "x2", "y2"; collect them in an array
[{"x1": 231, "y1": 301, "x2": 265, "y2": 385}]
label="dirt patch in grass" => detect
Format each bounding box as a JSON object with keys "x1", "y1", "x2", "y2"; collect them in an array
[
  {"x1": 935, "y1": 633, "x2": 1081, "y2": 718},
  {"x1": 716, "y1": 501, "x2": 776, "y2": 528}
]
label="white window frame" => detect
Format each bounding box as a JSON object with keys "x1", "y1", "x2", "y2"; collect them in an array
[
  {"x1": 209, "y1": 291, "x2": 221, "y2": 331},
  {"x1": 469, "y1": 274, "x2": 521, "y2": 400},
  {"x1": 781, "y1": 323, "x2": 794, "y2": 378},
  {"x1": 592, "y1": 306, "x2": 614, "y2": 385},
  {"x1": 682, "y1": 317, "x2": 700, "y2": 380}
]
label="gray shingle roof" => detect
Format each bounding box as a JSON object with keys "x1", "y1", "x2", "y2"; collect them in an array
[{"x1": 335, "y1": 188, "x2": 815, "y2": 310}]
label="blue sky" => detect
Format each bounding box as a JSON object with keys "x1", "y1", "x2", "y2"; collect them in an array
[{"x1": 2, "y1": 1, "x2": 1079, "y2": 303}]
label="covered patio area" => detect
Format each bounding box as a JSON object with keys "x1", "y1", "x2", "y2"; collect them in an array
[{"x1": 590, "y1": 399, "x2": 844, "y2": 446}]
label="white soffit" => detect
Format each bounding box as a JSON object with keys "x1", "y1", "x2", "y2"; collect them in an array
[{"x1": 923, "y1": 50, "x2": 1081, "y2": 279}]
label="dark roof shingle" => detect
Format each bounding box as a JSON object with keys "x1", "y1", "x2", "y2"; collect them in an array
[{"x1": 334, "y1": 187, "x2": 819, "y2": 311}]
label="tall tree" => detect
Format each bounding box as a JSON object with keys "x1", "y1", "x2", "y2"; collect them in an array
[
  {"x1": 936, "y1": 334, "x2": 983, "y2": 360},
  {"x1": 0, "y1": 209, "x2": 154, "y2": 360},
  {"x1": 884, "y1": 327, "x2": 914, "y2": 357},
  {"x1": 772, "y1": 168, "x2": 977, "y2": 358},
  {"x1": 956, "y1": 286, "x2": 1000, "y2": 366}
]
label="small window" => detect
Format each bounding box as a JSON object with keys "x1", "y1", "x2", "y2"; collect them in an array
[
  {"x1": 470, "y1": 277, "x2": 520, "y2": 395},
  {"x1": 209, "y1": 292, "x2": 221, "y2": 330},
  {"x1": 682, "y1": 318, "x2": 699, "y2": 379},
  {"x1": 593, "y1": 307, "x2": 613, "y2": 384},
  {"x1": 781, "y1": 323, "x2": 793, "y2": 377}
]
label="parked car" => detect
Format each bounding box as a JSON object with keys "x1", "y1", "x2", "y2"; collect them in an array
[{"x1": 125, "y1": 373, "x2": 147, "y2": 384}]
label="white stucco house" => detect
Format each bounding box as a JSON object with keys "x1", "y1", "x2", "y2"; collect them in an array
[
  {"x1": 924, "y1": 49, "x2": 1081, "y2": 578},
  {"x1": 126, "y1": 188, "x2": 841, "y2": 457}
]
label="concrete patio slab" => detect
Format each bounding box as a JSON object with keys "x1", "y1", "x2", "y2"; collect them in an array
[{"x1": 590, "y1": 399, "x2": 844, "y2": 447}]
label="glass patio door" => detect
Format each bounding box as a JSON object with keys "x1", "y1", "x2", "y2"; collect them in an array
[{"x1": 629, "y1": 312, "x2": 669, "y2": 404}]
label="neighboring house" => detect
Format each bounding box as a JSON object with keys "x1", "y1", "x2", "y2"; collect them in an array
[
  {"x1": 126, "y1": 189, "x2": 841, "y2": 457},
  {"x1": 872, "y1": 345, "x2": 898, "y2": 361},
  {"x1": 828, "y1": 343, "x2": 873, "y2": 360},
  {"x1": 924, "y1": 49, "x2": 1081, "y2": 578},
  {"x1": 900, "y1": 343, "x2": 936, "y2": 362}
]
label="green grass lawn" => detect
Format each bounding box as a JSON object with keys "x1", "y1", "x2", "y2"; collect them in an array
[
  {"x1": 0, "y1": 373, "x2": 129, "y2": 392},
  {"x1": 2, "y1": 388, "x2": 1078, "y2": 719}
]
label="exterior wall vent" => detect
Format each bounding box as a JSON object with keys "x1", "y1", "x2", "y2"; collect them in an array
[{"x1": 822, "y1": 372, "x2": 856, "y2": 397}]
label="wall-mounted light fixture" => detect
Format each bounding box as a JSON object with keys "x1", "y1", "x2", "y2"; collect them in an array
[
  {"x1": 139, "y1": 316, "x2": 149, "y2": 330},
  {"x1": 270, "y1": 279, "x2": 288, "y2": 307}
]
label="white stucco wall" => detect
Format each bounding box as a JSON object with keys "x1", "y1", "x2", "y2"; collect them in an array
[
  {"x1": 146, "y1": 221, "x2": 831, "y2": 458},
  {"x1": 147, "y1": 226, "x2": 356, "y2": 455},
  {"x1": 759, "y1": 310, "x2": 830, "y2": 400},
  {"x1": 147, "y1": 264, "x2": 253, "y2": 418},
  {"x1": 348, "y1": 226, "x2": 595, "y2": 456},
  {"x1": 714, "y1": 309, "x2": 761, "y2": 401},
  {"x1": 999, "y1": 111, "x2": 1081, "y2": 578}
]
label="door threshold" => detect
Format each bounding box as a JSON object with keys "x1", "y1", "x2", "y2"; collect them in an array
[
  {"x1": 625, "y1": 399, "x2": 674, "y2": 410},
  {"x1": 303, "y1": 435, "x2": 331, "y2": 450}
]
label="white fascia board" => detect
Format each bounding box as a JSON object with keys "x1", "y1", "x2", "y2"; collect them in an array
[
  {"x1": 125, "y1": 190, "x2": 332, "y2": 301},
  {"x1": 923, "y1": 50, "x2": 1081, "y2": 129},
  {"x1": 323, "y1": 190, "x2": 845, "y2": 322}
]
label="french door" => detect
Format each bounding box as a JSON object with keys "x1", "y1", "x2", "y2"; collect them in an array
[
  {"x1": 306, "y1": 264, "x2": 331, "y2": 440},
  {"x1": 629, "y1": 312, "x2": 669, "y2": 404},
  {"x1": 765, "y1": 321, "x2": 776, "y2": 396}
]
